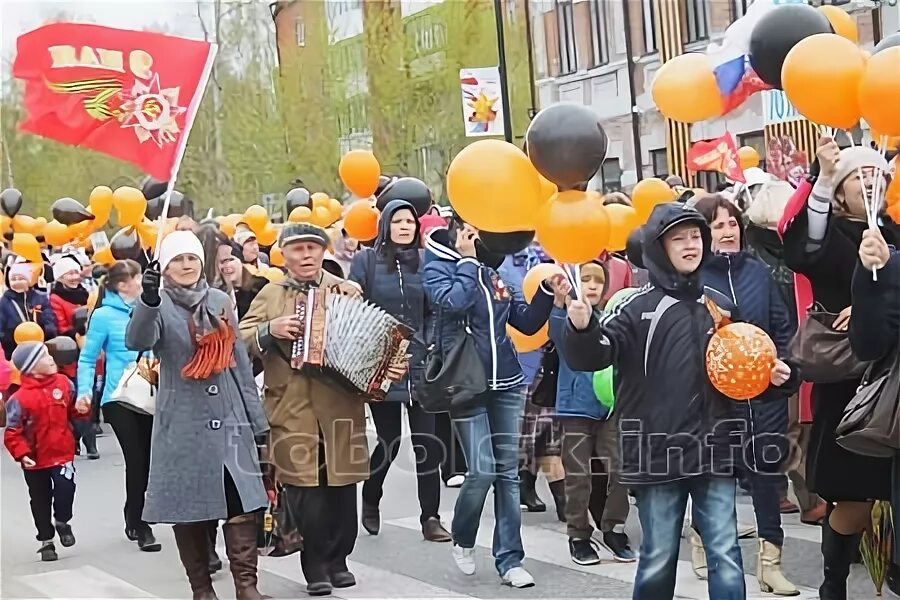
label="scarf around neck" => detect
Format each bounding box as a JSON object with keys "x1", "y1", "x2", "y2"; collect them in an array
[{"x1": 53, "y1": 281, "x2": 89, "y2": 307}]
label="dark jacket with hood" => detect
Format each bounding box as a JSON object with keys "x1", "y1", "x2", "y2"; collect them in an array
[
  {"x1": 701, "y1": 224, "x2": 797, "y2": 473},
  {"x1": 350, "y1": 199, "x2": 427, "y2": 402},
  {"x1": 0, "y1": 278, "x2": 57, "y2": 359},
  {"x1": 562, "y1": 203, "x2": 741, "y2": 486},
  {"x1": 422, "y1": 226, "x2": 554, "y2": 394}
]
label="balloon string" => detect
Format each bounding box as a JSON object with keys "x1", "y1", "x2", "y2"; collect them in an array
[{"x1": 562, "y1": 263, "x2": 582, "y2": 302}]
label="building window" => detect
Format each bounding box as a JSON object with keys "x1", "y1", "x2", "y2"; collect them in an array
[
  {"x1": 650, "y1": 149, "x2": 668, "y2": 177},
  {"x1": 295, "y1": 17, "x2": 306, "y2": 47},
  {"x1": 681, "y1": 0, "x2": 709, "y2": 43},
  {"x1": 601, "y1": 158, "x2": 623, "y2": 193},
  {"x1": 732, "y1": 0, "x2": 748, "y2": 19},
  {"x1": 696, "y1": 170, "x2": 724, "y2": 192},
  {"x1": 642, "y1": 0, "x2": 657, "y2": 54},
  {"x1": 556, "y1": 0, "x2": 577, "y2": 74},
  {"x1": 590, "y1": 0, "x2": 609, "y2": 66}
]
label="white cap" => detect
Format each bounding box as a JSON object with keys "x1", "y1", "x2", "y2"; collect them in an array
[
  {"x1": 52, "y1": 255, "x2": 82, "y2": 280},
  {"x1": 743, "y1": 167, "x2": 770, "y2": 188},
  {"x1": 158, "y1": 231, "x2": 205, "y2": 274}
]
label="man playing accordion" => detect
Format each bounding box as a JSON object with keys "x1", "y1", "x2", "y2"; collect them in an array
[{"x1": 240, "y1": 222, "x2": 407, "y2": 597}]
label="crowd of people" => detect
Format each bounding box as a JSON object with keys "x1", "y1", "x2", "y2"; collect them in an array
[{"x1": 2, "y1": 134, "x2": 899, "y2": 600}]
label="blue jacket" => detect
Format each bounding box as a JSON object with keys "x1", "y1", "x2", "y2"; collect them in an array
[
  {"x1": 349, "y1": 199, "x2": 427, "y2": 402},
  {"x1": 549, "y1": 306, "x2": 609, "y2": 420},
  {"x1": 422, "y1": 228, "x2": 554, "y2": 391},
  {"x1": 77, "y1": 291, "x2": 139, "y2": 405},
  {"x1": 498, "y1": 251, "x2": 542, "y2": 385},
  {"x1": 701, "y1": 250, "x2": 797, "y2": 472},
  {"x1": 0, "y1": 288, "x2": 57, "y2": 358}
]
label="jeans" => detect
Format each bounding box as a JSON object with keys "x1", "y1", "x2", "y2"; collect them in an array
[
  {"x1": 633, "y1": 476, "x2": 745, "y2": 600},
  {"x1": 451, "y1": 387, "x2": 526, "y2": 576},
  {"x1": 24, "y1": 463, "x2": 77, "y2": 541},
  {"x1": 363, "y1": 401, "x2": 441, "y2": 523},
  {"x1": 741, "y1": 469, "x2": 784, "y2": 546}
]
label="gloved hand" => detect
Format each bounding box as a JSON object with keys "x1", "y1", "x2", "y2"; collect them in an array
[{"x1": 141, "y1": 261, "x2": 162, "y2": 307}]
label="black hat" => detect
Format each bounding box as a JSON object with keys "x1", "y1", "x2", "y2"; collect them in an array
[{"x1": 279, "y1": 223, "x2": 330, "y2": 248}]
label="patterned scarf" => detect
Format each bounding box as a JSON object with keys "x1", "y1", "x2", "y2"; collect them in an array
[{"x1": 163, "y1": 277, "x2": 236, "y2": 380}]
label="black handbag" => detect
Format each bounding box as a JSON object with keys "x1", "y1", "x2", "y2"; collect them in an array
[
  {"x1": 258, "y1": 486, "x2": 302, "y2": 557},
  {"x1": 417, "y1": 307, "x2": 487, "y2": 414},
  {"x1": 788, "y1": 310, "x2": 868, "y2": 384},
  {"x1": 836, "y1": 348, "x2": 900, "y2": 458}
]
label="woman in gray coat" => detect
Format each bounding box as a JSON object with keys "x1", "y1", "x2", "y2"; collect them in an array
[{"x1": 126, "y1": 231, "x2": 269, "y2": 600}]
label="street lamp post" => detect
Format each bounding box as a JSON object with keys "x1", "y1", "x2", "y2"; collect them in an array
[{"x1": 493, "y1": 0, "x2": 514, "y2": 143}]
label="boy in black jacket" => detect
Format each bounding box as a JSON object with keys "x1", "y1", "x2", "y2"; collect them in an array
[{"x1": 563, "y1": 203, "x2": 792, "y2": 600}]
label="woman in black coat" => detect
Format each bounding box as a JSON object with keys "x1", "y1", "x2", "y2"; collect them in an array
[
  {"x1": 348, "y1": 199, "x2": 451, "y2": 543},
  {"x1": 782, "y1": 138, "x2": 895, "y2": 600}
]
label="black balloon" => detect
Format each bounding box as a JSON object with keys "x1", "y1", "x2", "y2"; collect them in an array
[
  {"x1": 110, "y1": 227, "x2": 142, "y2": 260},
  {"x1": 375, "y1": 175, "x2": 395, "y2": 198},
  {"x1": 479, "y1": 230, "x2": 535, "y2": 255},
  {"x1": 475, "y1": 239, "x2": 505, "y2": 270},
  {"x1": 525, "y1": 103, "x2": 608, "y2": 191},
  {"x1": 146, "y1": 190, "x2": 189, "y2": 221},
  {"x1": 141, "y1": 176, "x2": 168, "y2": 201},
  {"x1": 0, "y1": 188, "x2": 23, "y2": 218},
  {"x1": 875, "y1": 32, "x2": 900, "y2": 54},
  {"x1": 375, "y1": 177, "x2": 433, "y2": 217},
  {"x1": 46, "y1": 336, "x2": 79, "y2": 366},
  {"x1": 52, "y1": 197, "x2": 95, "y2": 225},
  {"x1": 285, "y1": 187, "x2": 311, "y2": 214},
  {"x1": 748, "y1": 4, "x2": 831, "y2": 89}
]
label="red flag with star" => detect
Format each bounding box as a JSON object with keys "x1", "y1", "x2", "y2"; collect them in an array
[{"x1": 12, "y1": 23, "x2": 216, "y2": 180}]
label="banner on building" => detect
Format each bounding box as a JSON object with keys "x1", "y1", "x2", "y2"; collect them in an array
[
  {"x1": 460, "y1": 67, "x2": 504, "y2": 138},
  {"x1": 763, "y1": 90, "x2": 816, "y2": 187}
]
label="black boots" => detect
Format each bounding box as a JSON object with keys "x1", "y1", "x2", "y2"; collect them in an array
[
  {"x1": 548, "y1": 479, "x2": 567, "y2": 523},
  {"x1": 222, "y1": 515, "x2": 267, "y2": 600},
  {"x1": 82, "y1": 432, "x2": 99, "y2": 460},
  {"x1": 819, "y1": 518, "x2": 856, "y2": 600},
  {"x1": 173, "y1": 523, "x2": 219, "y2": 600},
  {"x1": 519, "y1": 470, "x2": 546, "y2": 512},
  {"x1": 361, "y1": 502, "x2": 380, "y2": 536}
]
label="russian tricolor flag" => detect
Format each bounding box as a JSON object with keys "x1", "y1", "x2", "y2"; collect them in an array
[{"x1": 706, "y1": 0, "x2": 786, "y2": 114}]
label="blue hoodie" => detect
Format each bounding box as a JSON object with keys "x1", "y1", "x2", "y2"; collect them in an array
[
  {"x1": 549, "y1": 305, "x2": 609, "y2": 420},
  {"x1": 498, "y1": 251, "x2": 543, "y2": 385},
  {"x1": 422, "y1": 228, "x2": 554, "y2": 391},
  {"x1": 76, "y1": 291, "x2": 139, "y2": 405}
]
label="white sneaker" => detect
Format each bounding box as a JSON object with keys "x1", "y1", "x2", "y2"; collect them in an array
[
  {"x1": 501, "y1": 566, "x2": 535, "y2": 588},
  {"x1": 452, "y1": 545, "x2": 476, "y2": 575},
  {"x1": 445, "y1": 474, "x2": 465, "y2": 488}
]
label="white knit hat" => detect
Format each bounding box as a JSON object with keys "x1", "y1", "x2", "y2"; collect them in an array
[
  {"x1": 158, "y1": 231, "x2": 205, "y2": 273},
  {"x1": 52, "y1": 254, "x2": 82, "y2": 281}
]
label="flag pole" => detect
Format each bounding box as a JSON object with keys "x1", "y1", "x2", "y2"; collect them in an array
[
  {"x1": 152, "y1": 43, "x2": 219, "y2": 259},
  {"x1": 0, "y1": 128, "x2": 14, "y2": 188}
]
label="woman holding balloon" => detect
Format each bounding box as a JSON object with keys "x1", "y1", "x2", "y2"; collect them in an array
[
  {"x1": 782, "y1": 137, "x2": 896, "y2": 600},
  {"x1": 422, "y1": 217, "x2": 568, "y2": 588}
]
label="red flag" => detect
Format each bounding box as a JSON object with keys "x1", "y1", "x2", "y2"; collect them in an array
[
  {"x1": 12, "y1": 23, "x2": 216, "y2": 181},
  {"x1": 686, "y1": 133, "x2": 745, "y2": 183}
]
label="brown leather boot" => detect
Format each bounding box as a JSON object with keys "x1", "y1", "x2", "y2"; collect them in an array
[
  {"x1": 173, "y1": 523, "x2": 219, "y2": 600},
  {"x1": 223, "y1": 515, "x2": 268, "y2": 600}
]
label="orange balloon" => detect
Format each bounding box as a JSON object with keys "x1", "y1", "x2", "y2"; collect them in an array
[
  {"x1": 12, "y1": 233, "x2": 42, "y2": 263},
  {"x1": 217, "y1": 214, "x2": 242, "y2": 238},
  {"x1": 135, "y1": 220, "x2": 158, "y2": 250},
  {"x1": 89, "y1": 185, "x2": 114, "y2": 221},
  {"x1": 871, "y1": 130, "x2": 900, "y2": 152},
  {"x1": 270, "y1": 245, "x2": 285, "y2": 267},
  {"x1": 737, "y1": 146, "x2": 760, "y2": 170},
  {"x1": 339, "y1": 150, "x2": 381, "y2": 198},
  {"x1": 94, "y1": 247, "x2": 115, "y2": 266},
  {"x1": 886, "y1": 178, "x2": 900, "y2": 208},
  {"x1": 632, "y1": 179, "x2": 676, "y2": 222},
  {"x1": 256, "y1": 224, "x2": 278, "y2": 247},
  {"x1": 289, "y1": 206, "x2": 313, "y2": 223},
  {"x1": 887, "y1": 200, "x2": 900, "y2": 223},
  {"x1": 538, "y1": 174, "x2": 557, "y2": 203},
  {"x1": 14, "y1": 322, "x2": 44, "y2": 344},
  {"x1": 113, "y1": 186, "x2": 147, "y2": 227},
  {"x1": 43, "y1": 220, "x2": 70, "y2": 247},
  {"x1": 87, "y1": 289, "x2": 99, "y2": 309},
  {"x1": 12, "y1": 215, "x2": 39, "y2": 235},
  {"x1": 328, "y1": 198, "x2": 344, "y2": 221},
  {"x1": 859, "y1": 48, "x2": 900, "y2": 137},
  {"x1": 782, "y1": 34, "x2": 864, "y2": 130},
  {"x1": 311, "y1": 192, "x2": 330, "y2": 210},
  {"x1": 447, "y1": 139, "x2": 542, "y2": 232},
  {"x1": 706, "y1": 322, "x2": 776, "y2": 401},
  {"x1": 343, "y1": 200, "x2": 379, "y2": 242},
  {"x1": 243, "y1": 205, "x2": 269, "y2": 233},
  {"x1": 604, "y1": 203, "x2": 639, "y2": 252},
  {"x1": 523, "y1": 263, "x2": 566, "y2": 302},
  {"x1": 310, "y1": 206, "x2": 334, "y2": 228},
  {"x1": 652, "y1": 53, "x2": 723, "y2": 123},
  {"x1": 535, "y1": 191, "x2": 610, "y2": 264},
  {"x1": 818, "y1": 5, "x2": 858, "y2": 43},
  {"x1": 507, "y1": 323, "x2": 549, "y2": 353}
]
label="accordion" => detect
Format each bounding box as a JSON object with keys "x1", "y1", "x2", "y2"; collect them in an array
[{"x1": 291, "y1": 288, "x2": 414, "y2": 400}]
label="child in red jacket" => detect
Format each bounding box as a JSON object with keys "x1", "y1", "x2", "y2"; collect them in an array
[{"x1": 4, "y1": 342, "x2": 90, "y2": 561}]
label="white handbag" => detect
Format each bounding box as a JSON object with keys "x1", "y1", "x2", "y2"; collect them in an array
[{"x1": 112, "y1": 355, "x2": 158, "y2": 416}]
